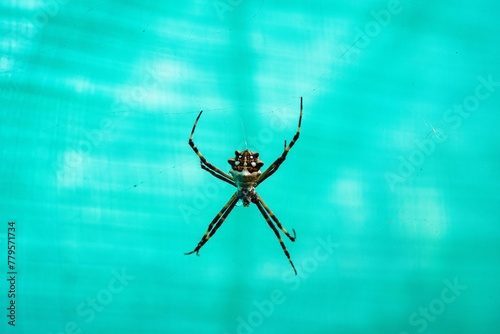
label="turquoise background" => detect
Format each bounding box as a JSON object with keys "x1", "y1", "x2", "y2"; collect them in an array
[{"x1": 1, "y1": 1, "x2": 499, "y2": 333}]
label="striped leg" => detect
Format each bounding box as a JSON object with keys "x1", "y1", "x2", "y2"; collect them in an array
[
  {"x1": 189, "y1": 110, "x2": 236, "y2": 187},
  {"x1": 200, "y1": 163, "x2": 234, "y2": 185},
  {"x1": 185, "y1": 192, "x2": 239, "y2": 256},
  {"x1": 257, "y1": 97, "x2": 302, "y2": 186},
  {"x1": 257, "y1": 195, "x2": 296, "y2": 242},
  {"x1": 253, "y1": 196, "x2": 297, "y2": 275}
]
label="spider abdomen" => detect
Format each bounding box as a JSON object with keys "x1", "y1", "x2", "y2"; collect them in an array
[
  {"x1": 230, "y1": 169, "x2": 261, "y2": 207},
  {"x1": 230, "y1": 169, "x2": 260, "y2": 188}
]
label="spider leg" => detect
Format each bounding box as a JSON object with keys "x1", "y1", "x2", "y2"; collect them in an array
[
  {"x1": 256, "y1": 97, "x2": 302, "y2": 186},
  {"x1": 252, "y1": 195, "x2": 297, "y2": 275},
  {"x1": 185, "y1": 192, "x2": 239, "y2": 256},
  {"x1": 257, "y1": 195, "x2": 296, "y2": 242},
  {"x1": 189, "y1": 110, "x2": 236, "y2": 187},
  {"x1": 201, "y1": 162, "x2": 234, "y2": 185}
]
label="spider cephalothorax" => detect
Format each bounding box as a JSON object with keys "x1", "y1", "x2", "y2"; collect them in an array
[
  {"x1": 227, "y1": 150, "x2": 264, "y2": 207},
  {"x1": 228, "y1": 150, "x2": 264, "y2": 173},
  {"x1": 185, "y1": 97, "x2": 303, "y2": 274}
]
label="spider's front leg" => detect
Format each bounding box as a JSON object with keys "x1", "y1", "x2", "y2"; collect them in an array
[
  {"x1": 256, "y1": 97, "x2": 303, "y2": 186},
  {"x1": 189, "y1": 110, "x2": 236, "y2": 187}
]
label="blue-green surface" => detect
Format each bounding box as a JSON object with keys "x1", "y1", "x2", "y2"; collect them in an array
[{"x1": 1, "y1": 1, "x2": 500, "y2": 333}]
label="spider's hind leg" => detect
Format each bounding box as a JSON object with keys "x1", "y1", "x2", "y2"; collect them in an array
[
  {"x1": 252, "y1": 195, "x2": 297, "y2": 275},
  {"x1": 185, "y1": 192, "x2": 239, "y2": 256},
  {"x1": 257, "y1": 196, "x2": 296, "y2": 242}
]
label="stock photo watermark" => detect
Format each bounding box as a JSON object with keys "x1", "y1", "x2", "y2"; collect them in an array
[
  {"x1": 385, "y1": 73, "x2": 500, "y2": 192},
  {"x1": 212, "y1": 0, "x2": 245, "y2": 21},
  {"x1": 1, "y1": 0, "x2": 72, "y2": 73},
  {"x1": 179, "y1": 177, "x2": 225, "y2": 224},
  {"x1": 224, "y1": 235, "x2": 339, "y2": 334},
  {"x1": 1, "y1": 1, "x2": 163, "y2": 181},
  {"x1": 49, "y1": 268, "x2": 135, "y2": 334},
  {"x1": 340, "y1": 0, "x2": 413, "y2": 64},
  {"x1": 5, "y1": 221, "x2": 17, "y2": 327},
  {"x1": 398, "y1": 278, "x2": 467, "y2": 334},
  {"x1": 53, "y1": 66, "x2": 161, "y2": 177},
  {"x1": 1, "y1": 0, "x2": 73, "y2": 101}
]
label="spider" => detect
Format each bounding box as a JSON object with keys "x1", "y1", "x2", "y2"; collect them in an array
[{"x1": 185, "y1": 97, "x2": 303, "y2": 274}]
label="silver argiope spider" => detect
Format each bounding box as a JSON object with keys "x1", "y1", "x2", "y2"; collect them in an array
[{"x1": 185, "y1": 97, "x2": 303, "y2": 274}]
